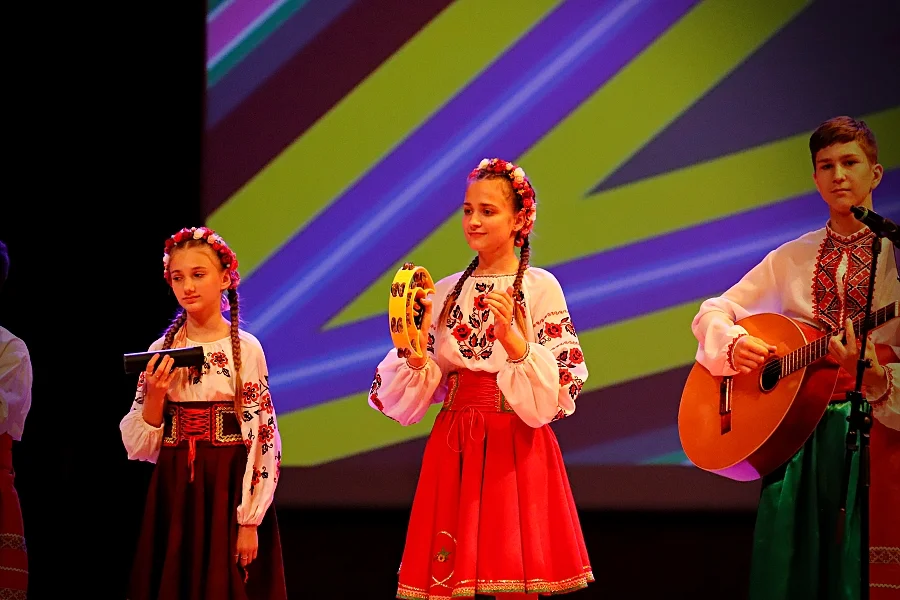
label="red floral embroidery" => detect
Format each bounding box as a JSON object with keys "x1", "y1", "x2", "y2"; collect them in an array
[
  {"x1": 544, "y1": 323, "x2": 563, "y2": 338},
  {"x1": 257, "y1": 423, "x2": 274, "y2": 444},
  {"x1": 568, "y1": 347, "x2": 584, "y2": 364},
  {"x1": 559, "y1": 368, "x2": 573, "y2": 386},
  {"x1": 210, "y1": 351, "x2": 227, "y2": 368},
  {"x1": 243, "y1": 381, "x2": 261, "y2": 404},
  {"x1": 369, "y1": 371, "x2": 392, "y2": 417},
  {"x1": 446, "y1": 282, "x2": 497, "y2": 361},
  {"x1": 452, "y1": 323, "x2": 472, "y2": 341}
]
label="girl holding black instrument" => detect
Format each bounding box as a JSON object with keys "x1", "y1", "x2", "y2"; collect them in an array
[{"x1": 120, "y1": 226, "x2": 286, "y2": 600}]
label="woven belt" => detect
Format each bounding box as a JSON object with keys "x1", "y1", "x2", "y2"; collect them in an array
[
  {"x1": 441, "y1": 370, "x2": 515, "y2": 414},
  {"x1": 163, "y1": 401, "x2": 243, "y2": 481}
]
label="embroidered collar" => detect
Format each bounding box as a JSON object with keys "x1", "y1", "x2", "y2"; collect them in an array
[{"x1": 824, "y1": 223, "x2": 875, "y2": 246}]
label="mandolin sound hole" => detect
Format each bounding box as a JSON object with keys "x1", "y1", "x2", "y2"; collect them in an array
[{"x1": 759, "y1": 359, "x2": 781, "y2": 392}]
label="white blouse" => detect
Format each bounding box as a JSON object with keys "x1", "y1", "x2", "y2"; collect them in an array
[
  {"x1": 0, "y1": 326, "x2": 32, "y2": 441},
  {"x1": 120, "y1": 329, "x2": 282, "y2": 526},
  {"x1": 692, "y1": 226, "x2": 899, "y2": 430},
  {"x1": 368, "y1": 267, "x2": 589, "y2": 428}
]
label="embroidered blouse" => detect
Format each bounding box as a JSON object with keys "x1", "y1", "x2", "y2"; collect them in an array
[
  {"x1": 368, "y1": 267, "x2": 588, "y2": 428},
  {"x1": 120, "y1": 329, "x2": 282, "y2": 526},
  {"x1": 692, "y1": 225, "x2": 900, "y2": 430}
]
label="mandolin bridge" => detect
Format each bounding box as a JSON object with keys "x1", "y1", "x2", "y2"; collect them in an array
[{"x1": 719, "y1": 376, "x2": 733, "y2": 434}]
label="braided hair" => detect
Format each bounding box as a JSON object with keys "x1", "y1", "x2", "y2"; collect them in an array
[
  {"x1": 161, "y1": 227, "x2": 244, "y2": 421},
  {"x1": 438, "y1": 158, "x2": 537, "y2": 333}
]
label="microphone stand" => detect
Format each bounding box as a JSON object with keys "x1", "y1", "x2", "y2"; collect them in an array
[{"x1": 835, "y1": 233, "x2": 886, "y2": 600}]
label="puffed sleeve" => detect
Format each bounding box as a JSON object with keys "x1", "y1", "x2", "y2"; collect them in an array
[
  {"x1": 869, "y1": 344, "x2": 900, "y2": 431},
  {"x1": 236, "y1": 337, "x2": 282, "y2": 526},
  {"x1": 120, "y1": 339, "x2": 165, "y2": 462},
  {"x1": 692, "y1": 249, "x2": 782, "y2": 376},
  {"x1": 498, "y1": 270, "x2": 588, "y2": 428},
  {"x1": 0, "y1": 334, "x2": 31, "y2": 438},
  {"x1": 367, "y1": 278, "x2": 456, "y2": 426}
]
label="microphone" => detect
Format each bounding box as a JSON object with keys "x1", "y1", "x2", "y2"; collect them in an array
[{"x1": 850, "y1": 206, "x2": 900, "y2": 245}]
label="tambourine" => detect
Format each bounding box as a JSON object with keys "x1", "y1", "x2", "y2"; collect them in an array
[{"x1": 389, "y1": 262, "x2": 435, "y2": 359}]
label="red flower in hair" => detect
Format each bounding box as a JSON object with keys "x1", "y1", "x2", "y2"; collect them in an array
[
  {"x1": 162, "y1": 226, "x2": 241, "y2": 288},
  {"x1": 469, "y1": 158, "x2": 537, "y2": 247}
]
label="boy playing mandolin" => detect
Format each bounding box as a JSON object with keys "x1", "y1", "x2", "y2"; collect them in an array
[{"x1": 691, "y1": 116, "x2": 899, "y2": 600}]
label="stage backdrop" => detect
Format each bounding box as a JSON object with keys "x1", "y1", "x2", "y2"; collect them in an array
[{"x1": 201, "y1": 0, "x2": 900, "y2": 509}]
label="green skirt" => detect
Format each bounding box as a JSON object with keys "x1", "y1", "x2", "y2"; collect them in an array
[{"x1": 749, "y1": 401, "x2": 864, "y2": 600}]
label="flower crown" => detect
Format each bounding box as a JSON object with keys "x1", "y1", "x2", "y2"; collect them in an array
[
  {"x1": 468, "y1": 158, "x2": 537, "y2": 246},
  {"x1": 163, "y1": 226, "x2": 240, "y2": 289}
]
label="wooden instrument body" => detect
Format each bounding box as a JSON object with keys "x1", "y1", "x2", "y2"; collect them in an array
[{"x1": 679, "y1": 301, "x2": 897, "y2": 482}]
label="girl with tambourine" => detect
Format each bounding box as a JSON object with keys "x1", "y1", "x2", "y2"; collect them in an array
[{"x1": 370, "y1": 158, "x2": 593, "y2": 599}]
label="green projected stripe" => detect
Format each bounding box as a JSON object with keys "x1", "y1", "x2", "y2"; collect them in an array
[
  {"x1": 282, "y1": 300, "x2": 705, "y2": 466},
  {"x1": 208, "y1": 0, "x2": 312, "y2": 86},
  {"x1": 331, "y1": 0, "x2": 812, "y2": 326},
  {"x1": 641, "y1": 450, "x2": 689, "y2": 465},
  {"x1": 207, "y1": 0, "x2": 563, "y2": 276},
  {"x1": 335, "y1": 105, "x2": 900, "y2": 328}
]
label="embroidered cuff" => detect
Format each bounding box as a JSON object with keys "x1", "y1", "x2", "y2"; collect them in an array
[
  {"x1": 868, "y1": 367, "x2": 894, "y2": 407},
  {"x1": 405, "y1": 358, "x2": 428, "y2": 371},
  {"x1": 726, "y1": 333, "x2": 747, "y2": 372},
  {"x1": 507, "y1": 343, "x2": 531, "y2": 364},
  {"x1": 550, "y1": 407, "x2": 567, "y2": 422}
]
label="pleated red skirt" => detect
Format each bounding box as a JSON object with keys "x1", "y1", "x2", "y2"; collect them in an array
[
  {"x1": 396, "y1": 370, "x2": 593, "y2": 599},
  {"x1": 128, "y1": 402, "x2": 286, "y2": 600},
  {"x1": 0, "y1": 433, "x2": 27, "y2": 599}
]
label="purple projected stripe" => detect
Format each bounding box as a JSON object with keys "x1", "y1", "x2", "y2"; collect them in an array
[
  {"x1": 263, "y1": 177, "x2": 900, "y2": 411},
  {"x1": 240, "y1": 0, "x2": 699, "y2": 343},
  {"x1": 206, "y1": 0, "x2": 358, "y2": 127},
  {"x1": 207, "y1": 0, "x2": 281, "y2": 64}
]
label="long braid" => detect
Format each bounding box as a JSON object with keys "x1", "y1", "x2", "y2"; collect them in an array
[
  {"x1": 512, "y1": 236, "x2": 530, "y2": 333},
  {"x1": 228, "y1": 287, "x2": 243, "y2": 422},
  {"x1": 439, "y1": 256, "x2": 479, "y2": 328},
  {"x1": 161, "y1": 310, "x2": 188, "y2": 350}
]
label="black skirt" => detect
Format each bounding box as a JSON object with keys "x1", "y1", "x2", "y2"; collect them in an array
[{"x1": 128, "y1": 407, "x2": 286, "y2": 600}]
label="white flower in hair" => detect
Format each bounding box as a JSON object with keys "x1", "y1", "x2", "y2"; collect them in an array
[
  {"x1": 513, "y1": 167, "x2": 524, "y2": 179},
  {"x1": 506, "y1": 163, "x2": 515, "y2": 171},
  {"x1": 193, "y1": 228, "x2": 205, "y2": 240},
  {"x1": 208, "y1": 234, "x2": 221, "y2": 245},
  {"x1": 478, "y1": 158, "x2": 490, "y2": 169}
]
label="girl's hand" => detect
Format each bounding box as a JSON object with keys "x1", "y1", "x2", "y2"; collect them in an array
[
  {"x1": 485, "y1": 286, "x2": 516, "y2": 341},
  {"x1": 407, "y1": 293, "x2": 433, "y2": 368},
  {"x1": 144, "y1": 353, "x2": 176, "y2": 405},
  {"x1": 236, "y1": 524, "x2": 258, "y2": 568}
]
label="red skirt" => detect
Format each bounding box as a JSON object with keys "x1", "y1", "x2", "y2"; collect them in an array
[
  {"x1": 128, "y1": 402, "x2": 286, "y2": 600},
  {"x1": 397, "y1": 370, "x2": 593, "y2": 599},
  {"x1": 0, "y1": 433, "x2": 27, "y2": 599}
]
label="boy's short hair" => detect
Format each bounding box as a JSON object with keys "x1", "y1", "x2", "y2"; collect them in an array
[{"x1": 809, "y1": 116, "x2": 878, "y2": 167}]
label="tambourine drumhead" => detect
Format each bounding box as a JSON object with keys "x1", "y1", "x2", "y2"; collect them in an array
[{"x1": 388, "y1": 263, "x2": 435, "y2": 359}]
